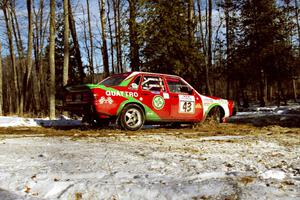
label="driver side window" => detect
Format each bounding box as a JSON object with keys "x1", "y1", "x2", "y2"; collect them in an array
[{"x1": 129, "y1": 75, "x2": 141, "y2": 90}]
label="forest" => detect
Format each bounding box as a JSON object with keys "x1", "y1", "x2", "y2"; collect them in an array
[{"x1": 0, "y1": 0, "x2": 299, "y2": 118}]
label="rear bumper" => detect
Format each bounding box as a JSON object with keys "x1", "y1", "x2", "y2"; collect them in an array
[{"x1": 63, "y1": 103, "x2": 92, "y2": 115}]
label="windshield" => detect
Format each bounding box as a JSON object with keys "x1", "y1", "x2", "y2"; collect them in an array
[{"x1": 99, "y1": 74, "x2": 129, "y2": 87}]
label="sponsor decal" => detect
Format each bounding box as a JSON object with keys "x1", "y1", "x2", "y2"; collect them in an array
[
  {"x1": 106, "y1": 91, "x2": 138, "y2": 98},
  {"x1": 99, "y1": 97, "x2": 113, "y2": 104},
  {"x1": 179, "y1": 95, "x2": 195, "y2": 114},
  {"x1": 152, "y1": 95, "x2": 165, "y2": 110}
]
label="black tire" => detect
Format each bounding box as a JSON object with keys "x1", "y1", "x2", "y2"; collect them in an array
[
  {"x1": 206, "y1": 107, "x2": 222, "y2": 123},
  {"x1": 119, "y1": 104, "x2": 145, "y2": 131}
]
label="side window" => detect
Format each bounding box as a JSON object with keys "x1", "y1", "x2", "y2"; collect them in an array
[
  {"x1": 141, "y1": 76, "x2": 166, "y2": 92},
  {"x1": 167, "y1": 78, "x2": 193, "y2": 95},
  {"x1": 129, "y1": 76, "x2": 141, "y2": 90}
]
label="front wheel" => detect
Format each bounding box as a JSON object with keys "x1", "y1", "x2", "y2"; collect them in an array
[
  {"x1": 119, "y1": 105, "x2": 145, "y2": 131},
  {"x1": 206, "y1": 107, "x2": 222, "y2": 123}
]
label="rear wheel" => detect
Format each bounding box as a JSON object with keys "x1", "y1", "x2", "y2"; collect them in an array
[
  {"x1": 119, "y1": 105, "x2": 145, "y2": 131},
  {"x1": 206, "y1": 107, "x2": 222, "y2": 123}
]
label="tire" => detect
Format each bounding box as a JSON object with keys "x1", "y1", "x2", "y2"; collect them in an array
[
  {"x1": 206, "y1": 107, "x2": 222, "y2": 123},
  {"x1": 119, "y1": 104, "x2": 145, "y2": 131}
]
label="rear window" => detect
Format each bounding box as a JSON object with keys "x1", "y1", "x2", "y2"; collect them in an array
[{"x1": 99, "y1": 74, "x2": 129, "y2": 87}]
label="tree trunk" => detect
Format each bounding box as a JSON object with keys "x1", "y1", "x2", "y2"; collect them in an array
[
  {"x1": 82, "y1": 6, "x2": 90, "y2": 78},
  {"x1": 295, "y1": 0, "x2": 300, "y2": 51},
  {"x1": 49, "y1": 0, "x2": 56, "y2": 119},
  {"x1": 293, "y1": 78, "x2": 297, "y2": 101},
  {"x1": 225, "y1": 0, "x2": 232, "y2": 99},
  {"x1": 197, "y1": 0, "x2": 206, "y2": 55},
  {"x1": 129, "y1": 0, "x2": 139, "y2": 71},
  {"x1": 259, "y1": 68, "x2": 266, "y2": 107},
  {"x1": 0, "y1": 42, "x2": 3, "y2": 115},
  {"x1": 63, "y1": 0, "x2": 70, "y2": 86},
  {"x1": 113, "y1": 0, "x2": 123, "y2": 73},
  {"x1": 117, "y1": 1, "x2": 123, "y2": 73},
  {"x1": 9, "y1": 1, "x2": 25, "y2": 114},
  {"x1": 107, "y1": 0, "x2": 115, "y2": 74},
  {"x1": 68, "y1": 0, "x2": 85, "y2": 83},
  {"x1": 38, "y1": 0, "x2": 48, "y2": 114},
  {"x1": 206, "y1": 0, "x2": 212, "y2": 96},
  {"x1": 25, "y1": 0, "x2": 38, "y2": 113},
  {"x1": 87, "y1": 0, "x2": 94, "y2": 82},
  {"x1": 99, "y1": 0, "x2": 110, "y2": 78},
  {"x1": 113, "y1": 0, "x2": 119, "y2": 73},
  {"x1": 10, "y1": 4, "x2": 24, "y2": 59},
  {"x1": 3, "y1": 5, "x2": 20, "y2": 114},
  {"x1": 187, "y1": 0, "x2": 194, "y2": 46}
]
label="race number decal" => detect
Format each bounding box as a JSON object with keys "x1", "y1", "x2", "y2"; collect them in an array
[{"x1": 179, "y1": 95, "x2": 195, "y2": 114}]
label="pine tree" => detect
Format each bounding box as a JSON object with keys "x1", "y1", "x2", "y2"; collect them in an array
[
  {"x1": 141, "y1": 0, "x2": 204, "y2": 81},
  {"x1": 237, "y1": 0, "x2": 292, "y2": 106}
]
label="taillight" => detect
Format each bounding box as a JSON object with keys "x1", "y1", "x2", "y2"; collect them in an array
[{"x1": 93, "y1": 93, "x2": 100, "y2": 100}]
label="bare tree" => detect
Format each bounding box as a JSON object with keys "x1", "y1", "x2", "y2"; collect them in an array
[
  {"x1": 113, "y1": 0, "x2": 123, "y2": 73},
  {"x1": 26, "y1": 0, "x2": 33, "y2": 88},
  {"x1": 87, "y1": 0, "x2": 94, "y2": 81},
  {"x1": 187, "y1": 0, "x2": 194, "y2": 45},
  {"x1": 206, "y1": 0, "x2": 212, "y2": 95},
  {"x1": 63, "y1": 0, "x2": 69, "y2": 86},
  {"x1": 2, "y1": 1, "x2": 20, "y2": 114},
  {"x1": 128, "y1": 0, "x2": 139, "y2": 71},
  {"x1": 107, "y1": 0, "x2": 115, "y2": 74},
  {"x1": 197, "y1": 0, "x2": 207, "y2": 57},
  {"x1": 294, "y1": 0, "x2": 299, "y2": 101},
  {"x1": 34, "y1": 0, "x2": 49, "y2": 112},
  {"x1": 68, "y1": 0, "x2": 85, "y2": 83},
  {"x1": 10, "y1": 2, "x2": 24, "y2": 59},
  {"x1": 224, "y1": 0, "x2": 233, "y2": 99},
  {"x1": 99, "y1": 0, "x2": 110, "y2": 77},
  {"x1": 25, "y1": 0, "x2": 41, "y2": 113},
  {"x1": 49, "y1": 0, "x2": 56, "y2": 119},
  {"x1": 9, "y1": 1, "x2": 25, "y2": 114},
  {"x1": 295, "y1": 0, "x2": 300, "y2": 51}
]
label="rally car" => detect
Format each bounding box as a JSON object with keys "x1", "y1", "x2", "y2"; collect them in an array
[{"x1": 64, "y1": 72, "x2": 235, "y2": 130}]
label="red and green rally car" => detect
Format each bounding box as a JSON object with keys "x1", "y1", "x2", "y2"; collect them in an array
[{"x1": 64, "y1": 72, "x2": 235, "y2": 130}]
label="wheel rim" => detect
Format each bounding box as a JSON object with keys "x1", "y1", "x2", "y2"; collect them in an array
[{"x1": 124, "y1": 108, "x2": 142, "y2": 129}]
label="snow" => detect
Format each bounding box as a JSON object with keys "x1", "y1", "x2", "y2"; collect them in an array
[
  {"x1": 0, "y1": 116, "x2": 81, "y2": 128},
  {"x1": 0, "y1": 104, "x2": 299, "y2": 199},
  {"x1": 261, "y1": 170, "x2": 286, "y2": 180},
  {"x1": 0, "y1": 134, "x2": 299, "y2": 200}
]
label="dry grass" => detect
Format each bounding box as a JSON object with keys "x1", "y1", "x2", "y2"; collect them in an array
[{"x1": 0, "y1": 123, "x2": 299, "y2": 142}]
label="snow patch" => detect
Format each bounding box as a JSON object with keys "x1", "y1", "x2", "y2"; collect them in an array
[
  {"x1": 0, "y1": 116, "x2": 81, "y2": 127},
  {"x1": 261, "y1": 170, "x2": 286, "y2": 180}
]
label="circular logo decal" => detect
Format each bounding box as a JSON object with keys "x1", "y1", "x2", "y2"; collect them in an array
[{"x1": 152, "y1": 95, "x2": 165, "y2": 110}]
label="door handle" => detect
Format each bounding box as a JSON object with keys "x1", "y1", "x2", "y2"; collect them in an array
[{"x1": 141, "y1": 93, "x2": 150, "y2": 96}]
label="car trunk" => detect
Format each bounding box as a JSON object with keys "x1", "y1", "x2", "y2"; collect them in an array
[{"x1": 63, "y1": 85, "x2": 94, "y2": 115}]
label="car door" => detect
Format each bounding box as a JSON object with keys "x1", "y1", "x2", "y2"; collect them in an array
[
  {"x1": 166, "y1": 77, "x2": 203, "y2": 121},
  {"x1": 138, "y1": 75, "x2": 171, "y2": 121}
]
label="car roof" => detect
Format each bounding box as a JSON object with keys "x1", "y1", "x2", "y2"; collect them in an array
[{"x1": 123, "y1": 71, "x2": 182, "y2": 80}]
